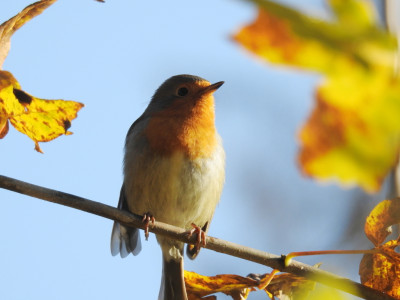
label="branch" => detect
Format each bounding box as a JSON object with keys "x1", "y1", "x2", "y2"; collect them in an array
[{"x1": 0, "y1": 175, "x2": 394, "y2": 300}]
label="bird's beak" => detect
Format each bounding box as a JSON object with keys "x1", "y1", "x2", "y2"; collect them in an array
[{"x1": 200, "y1": 81, "x2": 224, "y2": 95}]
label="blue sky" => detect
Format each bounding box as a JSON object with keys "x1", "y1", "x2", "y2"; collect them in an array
[{"x1": 0, "y1": 1, "x2": 390, "y2": 299}]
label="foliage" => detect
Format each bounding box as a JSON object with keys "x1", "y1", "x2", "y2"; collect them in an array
[
  {"x1": 2, "y1": 0, "x2": 400, "y2": 299},
  {"x1": 0, "y1": 0, "x2": 83, "y2": 152},
  {"x1": 185, "y1": 270, "x2": 316, "y2": 300},
  {"x1": 360, "y1": 199, "x2": 400, "y2": 299},
  {"x1": 234, "y1": 0, "x2": 399, "y2": 193}
]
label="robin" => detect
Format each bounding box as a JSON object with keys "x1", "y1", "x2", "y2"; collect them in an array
[{"x1": 110, "y1": 74, "x2": 225, "y2": 300}]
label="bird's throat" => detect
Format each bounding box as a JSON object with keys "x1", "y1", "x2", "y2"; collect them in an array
[{"x1": 145, "y1": 96, "x2": 217, "y2": 159}]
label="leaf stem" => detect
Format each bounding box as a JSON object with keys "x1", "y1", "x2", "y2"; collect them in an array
[{"x1": 285, "y1": 249, "x2": 379, "y2": 266}]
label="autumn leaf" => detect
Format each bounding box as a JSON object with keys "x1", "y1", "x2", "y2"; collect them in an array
[
  {"x1": 0, "y1": 70, "x2": 83, "y2": 153},
  {"x1": 185, "y1": 270, "x2": 315, "y2": 300},
  {"x1": 360, "y1": 240, "x2": 400, "y2": 299},
  {"x1": 0, "y1": 1, "x2": 84, "y2": 152},
  {"x1": 185, "y1": 271, "x2": 256, "y2": 299},
  {"x1": 257, "y1": 272, "x2": 316, "y2": 300},
  {"x1": 359, "y1": 199, "x2": 400, "y2": 298},
  {"x1": 0, "y1": 0, "x2": 57, "y2": 68},
  {"x1": 233, "y1": 0, "x2": 399, "y2": 192},
  {"x1": 300, "y1": 72, "x2": 400, "y2": 192},
  {"x1": 365, "y1": 199, "x2": 400, "y2": 247}
]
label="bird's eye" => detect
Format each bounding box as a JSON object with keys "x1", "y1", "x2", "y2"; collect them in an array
[{"x1": 177, "y1": 87, "x2": 189, "y2": 97}]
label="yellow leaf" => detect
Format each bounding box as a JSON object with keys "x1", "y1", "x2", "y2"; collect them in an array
[
  {"x1": 0, "y1": 0, "x2": 57, "y2": 68},
  {"x1": 299, "y1": 71, "x2": 400, "y2": 192},
  {"x1": 233, "y1": 0, "x2": 399, "y2": 192},
  {"x1": 0, "y1": 70, "x2": 83, "y2": 153},
  {"x1": 233, "y1": 0, "x2": 395, "y2": 73},
  {"x1": 185, "y1": 270, "x2": 316, "y2": 300},
  {"x1": 233, "y1": 9, "x2": 335, "y2": 73},
  {"x1": 360, "y1": 200, "x2": 400, "y2": 298},
  {"x1": 364, "y1": 199, "x2": 400, "y2": 247},
  {"x1": 185, "y1": 271, "x2": 256, "y2": 299},
  {"x1": 359, "y1": 240, "x2": 400, "y2": 299},
  {"x1": 329, "y1": 0, "x2": 376, "y2": 30},
  {"x1": 258, "y1": 272, "x2": 316, "y2": 299},
  {"x1": 0, "y1": 115, "x2": 9, "y2": 138}
]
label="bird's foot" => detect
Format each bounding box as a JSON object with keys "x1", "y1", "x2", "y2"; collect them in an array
[
  {"x1": 187, "y1": 223, "x2": 207, "y2": 251},
  {"x1": 142, "y1": 212, "x2": 155, "y2": 240}
]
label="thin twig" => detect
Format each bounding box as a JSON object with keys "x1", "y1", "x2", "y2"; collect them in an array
[{"x1": 0, "y1": 175, "x2": 394, "y2": 300}]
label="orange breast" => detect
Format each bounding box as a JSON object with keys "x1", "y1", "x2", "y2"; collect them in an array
[{"x1": 144, "y1": 94, "x2": 217, "y2": 159}]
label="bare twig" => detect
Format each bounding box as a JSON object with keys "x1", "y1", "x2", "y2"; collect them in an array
[{"x1": 0, "y1": 175, "x2": 394, "y2": 300}]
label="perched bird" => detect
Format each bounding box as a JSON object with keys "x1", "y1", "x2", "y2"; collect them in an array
[{"x1": 110, "y1": 75, "x2": 225, "y2": 300}]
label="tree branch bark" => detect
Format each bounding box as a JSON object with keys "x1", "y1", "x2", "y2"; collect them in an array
[{"x1": 0, "y1": 175, "x2": 394, "y2": 300}]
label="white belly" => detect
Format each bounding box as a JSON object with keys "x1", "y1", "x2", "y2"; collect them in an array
[{"x1": 123, "y1": 136, "x2": 225, "y2": 232}]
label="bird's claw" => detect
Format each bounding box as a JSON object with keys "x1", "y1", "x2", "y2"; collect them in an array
[
  {"x1": 187, "y1": 223, "x2": 207, "y2": 251},
  {"x1": 142, "y1": 212, "x2": 155, "y2": 240}
]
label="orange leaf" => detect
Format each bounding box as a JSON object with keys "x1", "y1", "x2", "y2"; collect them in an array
[
  {"x1": 185, "y1": 271, "x2": 256, "y2": 300},
  {"x1": 185, "y1": 270, "x2": 315, "y2": 300},
  {"x1": 233, "y1": 8, "x2": 336, "y2": 73},
  {"x1": 0, "y1": 70, "x2": 83, "y2": 153},
  {"x1": 258, "y1": 272, "x2": 316, "y2": 299},
  {"x1": 233, "y1": 1, "x2": 391, "y2": 74},
  {"x1": 234, "y1": 0, "x2": 399, "y2": 192},
  {"x1": 0, "y1": 0, "x2": 57, "y2": 68},
  {"x1": 359, "y1": 240, "x2": 400, "y2": 299},
  {"x1": 298, "y1": 72, "x2": 400, "y2": 192},
  {"x1": 365, "y1": 199, "x2": 400, "y2": 247},
  {"x1": 0, "y1": 117, "x2": 9, "y2": 138}
]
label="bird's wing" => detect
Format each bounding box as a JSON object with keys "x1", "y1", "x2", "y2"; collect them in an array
[{"x1": 110, "y1": 185, "x2": 142, "y2": 257}]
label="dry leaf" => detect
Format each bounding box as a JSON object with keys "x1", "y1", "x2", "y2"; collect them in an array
[
  {"x1": 0, "y1": 0, "x2": 57, "y2": 68},
  {"x1": 0, "y1": 70, "x2": 83, "y2": 152},
  {"x1": 0, "y1": 1, "x2": 83, "y2": 152},
  {"x1": 360, "y1": 199, "x2": 400, "y2": 298},
  {"x1": 255, "y1": 272, "x2": 316, "y2": 300},
  {"x1": 365, "y1": 199, "x2": 400, "y2": 247},
  {"x1": 185, "y1": 270, "x2": 316, "y2": 300},
  {"x1": 360, "y1": 240, "x2": 400, "y2": 299},
  {"x1": 185, "y1": 271, "x2": 256, "y2": 300}
]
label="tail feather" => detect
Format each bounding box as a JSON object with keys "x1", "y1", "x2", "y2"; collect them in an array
[
  {"x1": 110, "y1": 185, "x2": 142, "y2": 258},
  {"x1": 110, "y1": 221, "x2": 141, "y2": 258},
  {"x1": 159, "y1": 256, "x2": 188, "y2": 300}
]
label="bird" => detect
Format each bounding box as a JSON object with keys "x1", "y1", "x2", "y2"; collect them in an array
[{"x1": 110, "y1": 74, "x2": 225, "y2": 300}]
